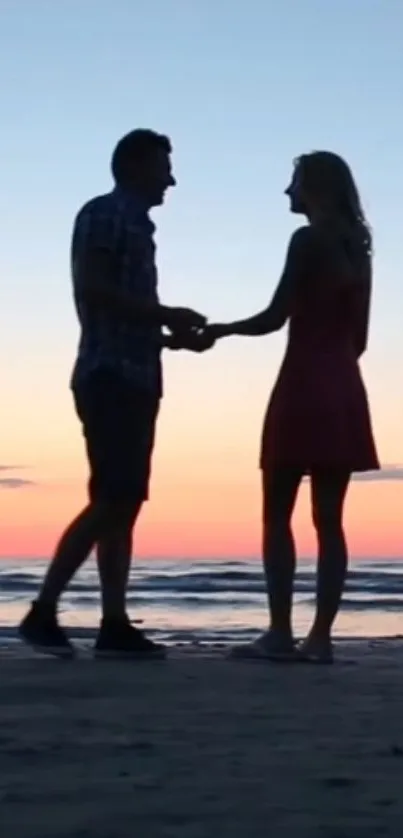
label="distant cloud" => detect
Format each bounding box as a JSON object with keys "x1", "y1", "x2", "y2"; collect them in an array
[
  {"x1": 0, "y1": 465, "x2": 34, "y2": 489},
  {"x1": 0, "y1": 478, "x2": 34, "y2": 490},
  {"x1": 352, "y1": 466, "x2": 403, "y2": 483},
  {"x1": 300, "y1": 465, "x2": 403, "y2": 484}
]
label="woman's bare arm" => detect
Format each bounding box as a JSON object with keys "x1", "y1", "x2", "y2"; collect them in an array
[
  {"x1": 209, "y1": 226, "x2": 313, "y2": 338},
  {"x1": 352, "y1": 273, "x2": 371, "y2": 358}
]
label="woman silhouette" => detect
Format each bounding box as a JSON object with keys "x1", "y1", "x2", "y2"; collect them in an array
[{"x1": 209, "y1": 151, "x2": 379, "y2": 663}]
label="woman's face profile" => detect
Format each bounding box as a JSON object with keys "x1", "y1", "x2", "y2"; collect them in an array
[{"x1": 285, "y1": 165, "x2": 307, "y2": 215}]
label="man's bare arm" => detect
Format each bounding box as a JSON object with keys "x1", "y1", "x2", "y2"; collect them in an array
[{"x1": 74, "y1": 247, "x2": 207, "y2": 331}]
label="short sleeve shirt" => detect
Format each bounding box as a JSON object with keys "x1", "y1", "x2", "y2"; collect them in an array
[{"x1": 70, "y1": 187, "x2": 162, "y2": 398}]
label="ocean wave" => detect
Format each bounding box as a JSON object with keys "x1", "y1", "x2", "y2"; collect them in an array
[
  {"x1": 1, "y1": 567, "x2": 403, "y2": 598},
  {"x1": 302, "y1": 596, "x2": 403, "y2": 612}
]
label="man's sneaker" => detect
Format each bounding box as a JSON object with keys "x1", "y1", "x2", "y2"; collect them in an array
[
  {"x1": 94, "y1": 618, "x2": 166, "y2": 659},
  {"x1": 19, "y1": 602, "x2": 75, "y2": 658}
]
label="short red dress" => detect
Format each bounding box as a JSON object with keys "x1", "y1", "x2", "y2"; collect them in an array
[{"x1": 260, "y1": 273, "x2": 379, "y2": 474}]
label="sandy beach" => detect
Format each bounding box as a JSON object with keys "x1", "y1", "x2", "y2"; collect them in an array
[{"x1": 1, "y1": 640, "x2": 403, "y2": 838}]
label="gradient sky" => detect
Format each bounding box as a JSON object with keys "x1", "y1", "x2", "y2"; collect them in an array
[{"x1": 1, "y1": 0, "x2": 402, "y2": 559}]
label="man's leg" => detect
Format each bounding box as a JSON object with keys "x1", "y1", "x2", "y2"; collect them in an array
[
  {"x1": 37, "y1": 504, "x2": 112, "y2": 609},
  {"x1": 89, "y1": 379, "x2": 163, "y2": 657},
  {"x1": 94, "y1": 507, "x2": 165, "y2": 657},
  {"x1": 92, "y1": 384, "x2": 151, "y2": 626},
  {"x1": 19, "y1": 501, "x2": 126, "y2": 655},
  {"x1": 96, "y1": 503, "x2": 141, "y2": 621},
  {"x1": 19, "y1": 371, "x2": 132, "y2": 656}
]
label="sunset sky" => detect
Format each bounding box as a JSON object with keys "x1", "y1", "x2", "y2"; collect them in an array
[{"x1": 1, "y1": 0, "x2": 402, "y2": 559}]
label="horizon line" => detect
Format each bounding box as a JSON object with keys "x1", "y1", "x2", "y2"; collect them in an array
[{"x1": 0, "y1": 554, "x2": 402, "y2": 563}]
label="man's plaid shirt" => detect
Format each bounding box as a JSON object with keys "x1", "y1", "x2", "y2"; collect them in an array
[{"x1": 70, "y1": 187, "x2": 163, "y2": 398}]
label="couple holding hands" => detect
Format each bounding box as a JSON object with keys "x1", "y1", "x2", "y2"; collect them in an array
[{"x1": 19, "y1": 129, "x2": 378, "y2": 664}]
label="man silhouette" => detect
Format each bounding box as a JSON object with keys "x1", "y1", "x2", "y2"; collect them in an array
[{"x1": 20, "y1": 129, "x2": 213, "y2": 658}]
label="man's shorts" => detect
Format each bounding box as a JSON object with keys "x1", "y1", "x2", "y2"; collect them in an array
[{"x1": 73, "y1": 370, "x2": 159, "y2": 505}]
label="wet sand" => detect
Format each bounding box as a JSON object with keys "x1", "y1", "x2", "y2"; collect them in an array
[{"x1": 1, "y1": 640, "x2": 403, "y2": 837}]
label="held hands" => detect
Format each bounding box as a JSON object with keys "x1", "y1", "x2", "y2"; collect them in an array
[
  {"x1": 162, "y1": 306, "x2": 231, "y2": 353},
  {"x1": 165, "y1": 325, "x2": 215, "y2": 353},
  {"x1": 165, "y1": 323, "x2": 231, "y2": 353},
  {"x1": 162, "y1": 306, "x2": 207, "y2": 333},
  {"x1": 162, "y1": 306, "x2": 212, "y2": 353},
  {"x1": 203, "y1": 323, "x2": 231, "y2": 340}
]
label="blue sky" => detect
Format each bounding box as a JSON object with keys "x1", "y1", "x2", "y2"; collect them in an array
[{"x1": 1, "y1": 0, "x2": 402, "y2": 482}]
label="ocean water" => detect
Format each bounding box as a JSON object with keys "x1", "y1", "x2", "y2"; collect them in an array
[{"x1": 0, "y1": 558, "x2": 403, "y2": 647}]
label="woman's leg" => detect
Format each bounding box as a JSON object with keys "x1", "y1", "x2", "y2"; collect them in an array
[
  {"x1": 262, "y1": 468, "x2": 303, "y2": 646},
  {"x1": 304, "y1": 469, "x2": 351, "y2": 654}
]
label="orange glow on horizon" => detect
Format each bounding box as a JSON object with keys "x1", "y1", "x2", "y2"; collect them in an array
[
  {"x1": 2, "y1": 348, "x2": 402, "y2": 561},
  {"x1": 1, "y1": 474, "x2": 402, "y2": 560}
]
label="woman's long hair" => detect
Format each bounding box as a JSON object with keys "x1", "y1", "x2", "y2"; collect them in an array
[{"x1": 295, "y1": 151, "x2": 372, "y2": 269}]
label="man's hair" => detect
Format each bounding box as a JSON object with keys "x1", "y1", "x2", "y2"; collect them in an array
[{"x1": 111, "y1": 129, "x2": 172, "y2": 184}]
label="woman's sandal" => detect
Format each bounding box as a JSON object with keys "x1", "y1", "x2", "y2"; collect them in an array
[
  {"x1": 228, "y1": 634, "x2": 298, "y2": 662},
  {"x1": 295, "y1": 643, "x2": 334, "y2": 665}
]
